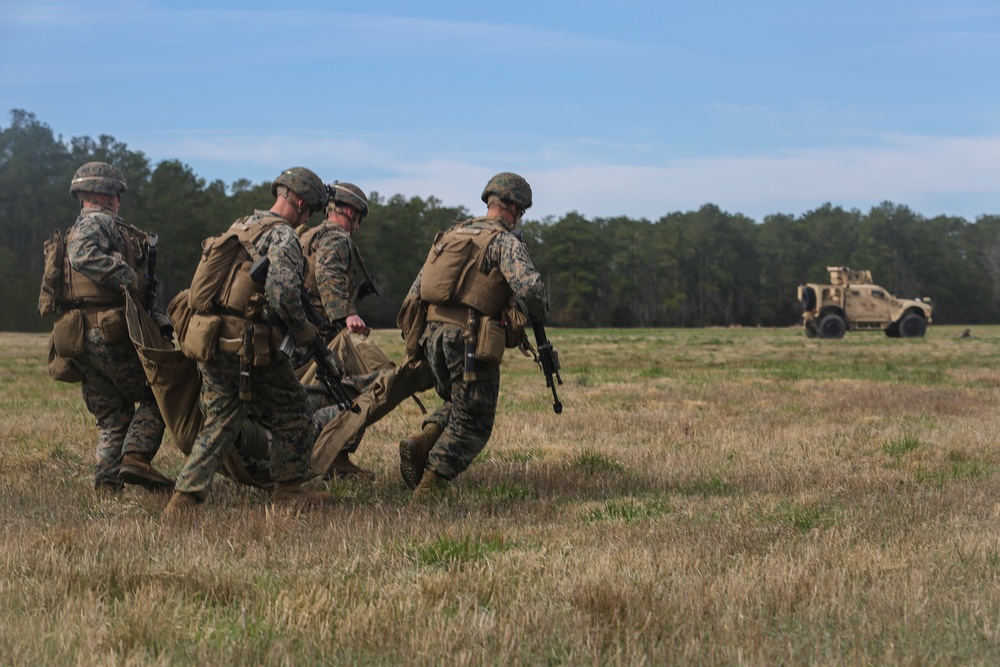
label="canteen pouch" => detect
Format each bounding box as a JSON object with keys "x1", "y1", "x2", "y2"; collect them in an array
[
  {"x1": 97, "y1": 308, "x2": 128, "y2": 344},
  {"x1": 475, "y1": 317, "x2": 507, "y2": 365},
  {"x1": 47, "y1": 336, "x2": 84, "y2": 383},
  {"x1": 180, "y1": 313, "x2": 222, "y2": 362},
  {"x1": 52, "y1": 309, "x2": 86, "y2": 358}
]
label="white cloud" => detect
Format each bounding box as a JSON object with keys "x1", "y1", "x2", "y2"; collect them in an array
[{"x1": 133, "y1": 129, "x2": 1000, "y2": 222}]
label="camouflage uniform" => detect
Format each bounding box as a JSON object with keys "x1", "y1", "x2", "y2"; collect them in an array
[
  {"x1": 304, "y1": 223, "x2": 362, "y2": 330},
  {"x1": 65, "y1": 207, "x2": 168, "y2": 489},
  {"x1": 299, "y1": 182, "x2": 383, "y2": 469},
  {"x1": 408, "y1": 216, "x2": 549, "y2": 479},
  {"x1": 175, "y1": 212, "x2": 313, "y2": 499}
]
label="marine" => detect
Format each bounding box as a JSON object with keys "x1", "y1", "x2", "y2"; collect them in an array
[
  {"x1": 397, "y1": 172, "x2": 549, "y2": 502},
  {"x1": 42, "y1": 161, "x2": 174, "y2": 494}
]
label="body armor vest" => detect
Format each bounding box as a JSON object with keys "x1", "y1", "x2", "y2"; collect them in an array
[
  {"x1": 419, "y1": 218, "x2": 512, "y2": 319},
  {"x1": 61, "y1": 210, "x2": 145, "y2": 308},
  {"x1": 299, "y1": 223, "x2": 365, "y2": 319}
]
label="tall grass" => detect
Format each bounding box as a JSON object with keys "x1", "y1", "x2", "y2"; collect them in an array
[{"x1": 2, "y1": 325, "x2": 1000, "y2": 664}]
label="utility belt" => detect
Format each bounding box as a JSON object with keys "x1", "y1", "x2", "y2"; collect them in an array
[
  {"x1": 180, "y1": 311, "x2": 274, "y2": 367},
  {"x1": 425, "y1": 302, "x2": 506, "y2": 366},
  {"x1": 51, "y1": 305, "x2": 128, "y2": 358}
]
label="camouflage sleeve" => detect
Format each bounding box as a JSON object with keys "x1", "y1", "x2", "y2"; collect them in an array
[
  {"x1": 314, "y1": 229, "x2": 356, "y2": 322},
  {"x1": 260, "y1": 225, "x2": 311, "y2": 338},
  {"x1": 497, "y1": 233, "x2": 549, "y2": 322},
  {"x1": 66, "y1": 213, "x2": 137, "y2": 292}
]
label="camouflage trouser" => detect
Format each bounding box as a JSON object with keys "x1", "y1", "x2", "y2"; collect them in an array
[
  {"x1": 175, "y1": 350, "x2": 310, "y2": 499},
  {"x1": 421, "y1": 321, "x2": 500, "y2": 480},
  {"x1": 77, "y1": 326, "x2": 166, "y2": 488}
]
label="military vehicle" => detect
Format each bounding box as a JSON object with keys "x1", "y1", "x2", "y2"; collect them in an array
[{"x1": 797, "y1": 266, "x2": 932, "y2": 339}]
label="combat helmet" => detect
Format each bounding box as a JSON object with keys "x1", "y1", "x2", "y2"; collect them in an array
[
  {"x1": 271, "y1": 167, "x2": 328, "y2": 214},
  {"x1": 481, "y1": 172, "x2": 532, "y2": 210},
  {"x1": 70, "y1": 162, "x2": 127, "y2": 200},
  {"x1": 328, "y1": 181, "x2": 369, "y2": 219}
]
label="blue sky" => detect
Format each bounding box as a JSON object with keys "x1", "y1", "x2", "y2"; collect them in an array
[{"x1": 2, "y1": 0, "x2": 999, "y2": 222}]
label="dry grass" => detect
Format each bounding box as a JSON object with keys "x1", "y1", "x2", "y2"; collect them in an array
[{"x1": 3, "y1": 325, "x2": 1000, "y2": 665}]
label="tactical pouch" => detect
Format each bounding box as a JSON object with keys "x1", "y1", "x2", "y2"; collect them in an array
[
  {"x1": 475, "y1": 316, "x2": 507, "y2": 365},
  {"x1": 97, "y1": 308, "x2": 128, "y2": 344},
  {"x1": 180, "y1": 313, "x2": 222, "y2": 362},
  {"x1": 251, "y1": 323, "x2": 273, "y2": 367},
  {"x1": 47, "y1": 336, "x2": 83, "y2": 383},
  {"x1": 502, "y1": 301, "x2": 529, "y2": 349},
  {"x1": 168, "y1": 289, "x2": 195, "y2": 345},
  {"x1": 396, "y1": 293, "x2": 427, "y2": 359},
  {"x1": 52, "y1": 309, "x2": 86, "y2": 358},
  {"x1": 219, "y1": 260, "x2": 258, "y2": 315},
  {"x1": 38, "y1": 229, "x2": 65, "y2": 317}
]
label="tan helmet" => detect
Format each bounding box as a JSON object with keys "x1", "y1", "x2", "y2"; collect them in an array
[
  {"x1": 70, "y1": 162, "x2": 127, "y2": 200},
  {"x1": 270, "y1": 167, "x2": 328, "y2": 214},
  {"x1": 481, "y1": 172, "x2": 532, "y2": 210},
  {"x1": 328, "y1": 181, "x2": 369, "y2": 219}
]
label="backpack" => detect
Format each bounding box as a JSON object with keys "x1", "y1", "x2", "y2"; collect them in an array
[{"x1": 187, "y1": 214, "x2": 279, "y2": 313}]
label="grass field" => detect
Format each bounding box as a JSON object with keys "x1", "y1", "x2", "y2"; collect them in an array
[{"x1": 2, "y1": 325, "x2": 1000, "y2": 665}]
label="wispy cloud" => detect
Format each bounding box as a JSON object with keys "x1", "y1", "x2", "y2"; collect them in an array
[{"x1": 134, "y1": 129, "x2": 1000, "y2": 222}]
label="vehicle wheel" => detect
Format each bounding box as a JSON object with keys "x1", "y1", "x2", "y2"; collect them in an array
[
  {"x1": 818, "y1": 313, "x2": 846, "y2": 339},
  {"x1": 804, "y1": 321, "x2": 818, "y2": 338},
  {"x1": 800, "y1": 286, "x2": 816, "y2": 312},
  {"x1": 884, "y1": 322, "x2": 900, "y2": 338},
  {"x1": 898, "y1": 313, "x2": 927, "y2": 338}
]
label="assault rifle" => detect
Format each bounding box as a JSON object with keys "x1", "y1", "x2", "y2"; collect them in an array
[
  {"x1": 248, "y1": 256, "x2": 356, "y2": 412},
  {"x1": 357, "y1": 276, "x2": 380, "y2": 301},
  {"x1": 531, "y1": 320, "x2": 563, "y2": 414},
  {"x1": 144, "y1": 234, "x2": 173, "y2": 339},
  {"x1": 143, "y1": 234, "x2": 159, "y2": 313}
]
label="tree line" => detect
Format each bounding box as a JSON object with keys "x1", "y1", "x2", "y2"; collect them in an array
[{"x1": 2, "y1": 109, "x2": 999, "y2": 333}]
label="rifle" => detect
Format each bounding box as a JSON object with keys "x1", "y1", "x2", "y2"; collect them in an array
[
  {"x1": 248, "y1": 256, "x2": 356, "y2": 412},
  {"x1": 531, "y1": 320, "x2": 563, "y2": 414},
  {"x1": 143, "y1": 233, "x2": 174, "y2": 340},
  {"x1": 143, "y1": 234, "x2": 159, "y2": 314},
  {"x1": 356, "y1": 276, "x2": 380, "y2": 301}
]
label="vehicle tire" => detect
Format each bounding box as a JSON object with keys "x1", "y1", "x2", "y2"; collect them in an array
[
  {"x1": 804, "y1": 321, "x2": 818, "y2": 338},
  {"x1": 818, "y1": 313, "x2": 846, "y2": 339},
  {"x1": 800, "y1": 286, "x2": 816, "y2": 312},
  {"x1": 898, "y1": 313, "x2": 927, "y2": 338},
  {"x1": 884, "y1": 322, "x2": 900, "y2": 338}
]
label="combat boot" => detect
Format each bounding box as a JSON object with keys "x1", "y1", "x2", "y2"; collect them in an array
[
  {"x1": 273, "y1": 482, "x2": 335, "y2": 506},
  {"x1": 162, "y1": 490, "x2": 198, "y2": 521},
  {"x1": 325, "y1": 451, "x2": 376, "y2": 482},
  {"x1": 120, "y1": 453, "x2": 175, "y2": 492},
  {"x1": 398, "y1": 423, "x2": 442, "y2": 490},
  {"x1": 408, "y1": 469, "x2": 447, "y2": 506}
]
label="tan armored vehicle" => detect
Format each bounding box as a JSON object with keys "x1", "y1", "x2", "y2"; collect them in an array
[{"x1": 797, "y1": 266, "x2": 932, "y2": 338}]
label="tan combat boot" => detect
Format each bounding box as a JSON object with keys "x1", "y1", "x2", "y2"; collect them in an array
[
  {"x1": 163, "y1": 490, "x2": 198, "y2": 521},
  {"x1": 325, "y1": 451, "x2": 376, "y2": 482},
  {"x1": 273, "y1": 482, "x2": 335, "y2": 506},
  {"x1": 398, "y1": 423, "x2": 443, "y2": 490},
  {"x1": 408, "y1": 469, "x2": 447, "y2": 506},
  {"x1": 120, "y1": 453, "x2": 175, "y2": 492}
]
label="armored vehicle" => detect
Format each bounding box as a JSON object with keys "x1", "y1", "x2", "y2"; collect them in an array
[{"x1": 797, "y1": 266, "x2": 932, "y2": 339}]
